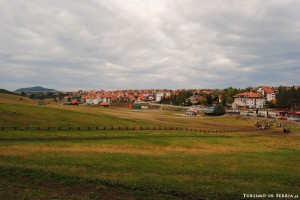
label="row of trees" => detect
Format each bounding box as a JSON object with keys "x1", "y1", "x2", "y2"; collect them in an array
[
  {"x1": 275, "y1": 86, "x2": 300, "y2": 109},
  {"x1": 21, "y1": 92, "x2": 66, "y2": 101},
  {"x1": 160, "y1": 86, "x2": 300, "y2": 110},
  {"x1": 160, "y1": 87, "x2": 248, "y2": 106}
]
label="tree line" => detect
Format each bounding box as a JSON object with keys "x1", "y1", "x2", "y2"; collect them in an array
[{"x1": 160, "y1": 86, "x2": 300, "y2": 110}]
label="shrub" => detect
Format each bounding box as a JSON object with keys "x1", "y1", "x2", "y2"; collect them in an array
[{"x1": 213, "y1": 104, "x2": 226, "y2": 116}]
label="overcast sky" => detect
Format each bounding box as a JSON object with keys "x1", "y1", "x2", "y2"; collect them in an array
[{"x1": 0, "y1": 0, "x2": 299, "y2": 91}]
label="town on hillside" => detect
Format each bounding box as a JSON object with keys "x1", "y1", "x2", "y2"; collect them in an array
[{"x1": 15, "y1": 85, "x2": 300, "y2": 121}]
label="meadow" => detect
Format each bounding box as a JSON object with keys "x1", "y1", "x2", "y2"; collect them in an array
[{"x1": 0, "y1": 93, "x2": 299, "y2": 199}]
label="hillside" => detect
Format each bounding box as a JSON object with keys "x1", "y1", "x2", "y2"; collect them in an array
[
  {"x1": 0, "y1": 93, "x2": 151, "y2": 127},
  {"x1": 0, "y1": 95, "x2": 299, "y2": 199},
  {"x1": 0, "y1": 93, "x2": 257, "y2": 129},
  {"x1": 0, "y1": 89, "x2": 18, "y2": 95},
  {"x1": 14, "y1": 86, "x2": 57, "y2": 92},
  {"x1": 0, "y1": 93, "x2": 36, "y2": 105}
]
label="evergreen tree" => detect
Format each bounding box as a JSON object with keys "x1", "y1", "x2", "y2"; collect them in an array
[{"x1": 213, "y1": 104, "x2": 226, "y2": 115}]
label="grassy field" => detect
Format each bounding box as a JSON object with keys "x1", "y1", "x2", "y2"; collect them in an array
[{"x1": 1, "y1": 93, "x2": 300, "y2": 199}]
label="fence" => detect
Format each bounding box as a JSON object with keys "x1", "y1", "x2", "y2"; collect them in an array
[{"x1": 0, "y1": 126, "x2": 263, "y2": 133}]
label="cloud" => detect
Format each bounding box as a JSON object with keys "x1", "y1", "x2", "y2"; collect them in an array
[{"x1": 0, "y1": 0, "x2": 299, "y2": 91}]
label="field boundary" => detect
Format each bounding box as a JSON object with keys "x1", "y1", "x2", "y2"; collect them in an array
[{"x1": 0, "y1": 126, "x2": 263, "y2": 133}]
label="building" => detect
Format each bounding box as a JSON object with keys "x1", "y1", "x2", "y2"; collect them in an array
[
  {"x1": 256, "y1": 86, "x2": 276, "y2": 102},
  {"x1": 186, "y1": 95, "x2": 202, "y2": 104},
  {"x1": 232, "y1": 92, "x2": 265, "y2": 109},
  {"x1": 155, "y1": 92, "x2": 164, "y2": 102},
  {"x1": 99, "y1": 102, "x2": 110, "y2": 107},
  {"x1": 186, "y1": 108, "x2": 198, "y2": 116}
]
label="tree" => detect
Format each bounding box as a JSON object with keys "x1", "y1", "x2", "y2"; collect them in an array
[
  {"x1": 206, "y1": 94, "x2": 213, "y2": 105},
  {"x1": 186, "y1": 90, "x2": 193, "y2": 98},
  {"x1": 222, "y1": 87, "x2": 243, "y2": 104},
  {"x1": 186, "y1": 100, "x2": 193, "y2": 106},
  {"x1": 265, "y1": 101, "x2": 275, "y2": 108},
  {"x1": 58, "y1": 93, "x2": 64, "y2": 101},
  {"x1": 276, "y1": 86, "x2": 300, "y2": 109},
  {"x1": 29, "y1": 94, "x2": 35, "y2": 99},
  {"x1": 46, "y1": 92, "x2": 54, "y2": 99},
  {"x1": 213, "y1": 104, "x2": 226, "y2": 116},
  {"x1": 176, "y1": 90, "x2": 187, "y2": 105}
]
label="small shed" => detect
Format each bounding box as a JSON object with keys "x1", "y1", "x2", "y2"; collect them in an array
[
  {"x1": 99, "y1": 102, "x2": 110, "y2": 108},
  {"x1": 186, "y1": 108, "x2": 198, "y2": 116},
  {"x1": 71, "y1": 100, "x2": 79, "y2": 105}
]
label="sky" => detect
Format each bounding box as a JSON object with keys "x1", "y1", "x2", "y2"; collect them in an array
[{"x1": 0, "y1": 0, "x2": 299, "y2": 91}]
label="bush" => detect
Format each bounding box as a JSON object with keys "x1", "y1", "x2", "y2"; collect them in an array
[{"x1": 213, "y1": 104, "x2": 226, "y2": 116}]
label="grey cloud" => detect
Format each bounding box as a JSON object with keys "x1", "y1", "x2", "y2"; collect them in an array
[{"x1": 0, "y1": 0, "x2": 299, "y2": 91}]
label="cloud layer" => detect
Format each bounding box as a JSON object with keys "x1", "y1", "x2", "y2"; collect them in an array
[{"x1": 0, "y1": 0, "x2": 299, "y2": 90}]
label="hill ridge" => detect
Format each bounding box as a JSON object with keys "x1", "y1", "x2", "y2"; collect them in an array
[{"x1": 14, "y1": 86, "x2": 57, "y2": 92}]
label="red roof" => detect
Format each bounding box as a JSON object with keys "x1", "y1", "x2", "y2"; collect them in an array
[
  {"x1": 234, "y1": 92, "x2": 263, "y2": 98},
  {"x1": 259, "y1": 86, "x2": 274, "y2": 94},
  {"x1": 202, "y1": 90, "x2": 212, "y2": 95},
  {"x1": 71, "y1": 100, "x2": 79, "y2": 104},
  {"x1": 99, "y1": 102, "x2": 110, "y2": 106}
]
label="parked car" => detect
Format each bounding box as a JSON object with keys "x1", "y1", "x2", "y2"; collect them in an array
[{"x1": 279, "y1": 116, "x2": 287, "y2": 120}]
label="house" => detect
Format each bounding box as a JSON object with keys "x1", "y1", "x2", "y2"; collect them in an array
[
  {"x1": 148, "y1": 95, "x2": 155, "y2": 101},
  {"x1": 85, "y1": 97, "x2": 102, "y2": 105},
  {"x1": 155, "y1": 92, "x2": 164, "y2": 102},
  {"x1": 186, "y1": 95, "x2": 202, "y2": 104},
  {"x1": 102, "y1": 97, "x2": 112, "y2": 103},
  {"x1": 256, "y1": 86, "x2": 276, "y2": 102},
  {"x1": 186, "y1": 108, "x2": 198, "y2": 116},
  {"x1": 99, "y1": 102, "x2": 110, "y2": 107},
  {"x1": 71, "y1": 99, "x2": 79, "y2": 105},
  {"x1": 232, "y1": 92, "x2": 265, "y2": 109}
]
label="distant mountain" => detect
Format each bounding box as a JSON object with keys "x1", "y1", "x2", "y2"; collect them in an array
[
  {"x1": 14, "y1": 86, "x2": 57, "y2": 93},
  {"x1": 0, "y1": 88, "x2": 19, "y2": 95}
]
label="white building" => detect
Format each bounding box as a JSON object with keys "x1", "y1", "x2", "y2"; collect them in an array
[
  {"x1": 256, "y1": 86, "x2": 276, "y2": 102},
  {"x1": 102, "y1": 97, "x2": 112, "y2": 103},
  {"x1": 155, "y1": 92, "x2": 164, "y2": 102},
  {"x1": 232, "y1": 92, "x2": 265, "y2": 109}
]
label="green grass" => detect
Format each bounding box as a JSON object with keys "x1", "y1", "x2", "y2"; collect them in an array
[
  {"x1": 0, "y1": 102, "x2": 154, "y2": 127},
  {"x1": 1, "y1": 130, "x2": 300, "y2": 199},
  {"x1": 0, "y1": 94, "x2": 300, "y2": 199}
]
